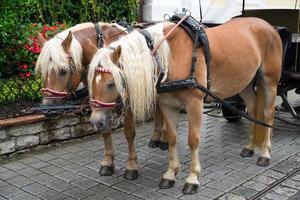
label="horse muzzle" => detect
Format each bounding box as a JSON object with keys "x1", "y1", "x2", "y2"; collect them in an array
[{"x1": 90, "y1": 110, "x2": 111, "y2": 133}]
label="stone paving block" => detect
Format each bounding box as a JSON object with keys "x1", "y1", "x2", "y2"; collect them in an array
[
  {"x1": 271, "y1": 185, "x2": 299, "y2": 197},
  {"x1": 262, "y1": 169, "x2": 286, "y2": 179},
  {"x1": 218, "y1": 193, "x2": 246, "y2": 200},
  {"x1": 282, "y1": 179, "x2": 300, "y2": 190},
  {"x1": 253, "y1": 174, "x2": 276, "y2": 185},
  {"x1": 106, "y1": 190, "x2": 141, "y2": 200},
  {"x1": 22, "y1": 182, "x2": 50, "y2": 195},
  {"x1": 48, "y1": 158, "x2": 72, "y2": 167},
  {"x1": 84, "y1": 161, "x2": 100, "y2": 171},
  {"x1": 48, "y1": 149, "x2": 69, "y2": 156},
  {"x1": 179, "y1": 194, "x2": 213, "y2": 200},
  {"x1": 39, "y1": 165, "x2": 65, "y2": 175},
  {"x1": 63, "y1": 187, "x2": 94, "y2": 200},
  {"x1": 87, "y1": 184, "x2": 115, "y2": 197},
  {"x1": 112, "y1": 180, "x2": 144, "y2": 194},
  {"x1": 38, "y1": 189, "x2": 69, "y2": 200},
  {"x1": 54, "y1": 171, "x2": 83, "y2": 183},
  {"x1": 292, "y1": 174, "x2": 300, "y2": 181},
  {"x1": 132, "y1": 187, "x2": 164, "y2": 199},
  {"x1": 93, "y1": 175, "x2": 122, "y2": 186},
  {"x1": 230, "y1": 186, "x2": 257, "y2": 199},
  {"x1": 71, "y1": 177, "x2": 98, "y2": 190},
  {"x1": 261, "y1": 192, "x2": 288, "y2": 200},
  {"x1": 0, "y1": 170, "x2": 18, "y2": 180},
  {"x1": 16, "y1": 167, "x2": 43, "y2": 177},
  {"x1": 136, "y1": 176, "x2": 159, "y2": 190},
  {"x1": 78, "y1": 168, "x2": 99, "y2": 179},
  {"x1": 0, "y1": 196, "x2": 6, "y2": 200},
  {"x1": 242, "y1": 180, "x2": 268, "y2": 191},
  {"x1": 63, "y1": 162, "x2": 87, "y2": 173},
  {"x1": 0, "y1": 166, "x2": 8, "y2": 173},
  {"x1": 32, "y1": 153, "x2": 58, "y2": 161},
  {"x1": 29, "y1": 161, "x2": 51, "y2": 169},
  {"x1": 0, "y1": 184, "x2": 23, "y2": 198},
  {"x1": 0, "y1": 179, "x2": 8, "y2": 187},
  {"x1": 69, "y1": 156, "x2": 93, "y2": 166},
  {"x1": 45, "y1": 179, "x2": 74, "y2": 192},
  {"x1": 9, "y1": 192, "x2": 41, "y2": 200},
  {"x1": 198, "y1": 187, "x2": 224, "y2": 199},
  {"x1": 82, "y1": 194, "x2": 107, "y2": 200},
  {"x1": 58, "y1": 153, "x2": 79, "y2": 160},
  {"x1": 18, "y1": 157, "x2": 41, "y2": 164},
  {"x1": 32, "y1": 173, "x2": 58, "y2": 184},
  {"x1": 6, "y1": 175, "x2": 34, "y2": 187},
  {"x1": 2, "y1": 161, "x2": 27, "y2": 171}
]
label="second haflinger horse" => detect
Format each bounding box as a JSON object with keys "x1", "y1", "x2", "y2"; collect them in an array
[
  {"x1": 35, "y1": 21, "x2": 167, "y2": 179},
  {"x1": 87, "y1": 14, "x2": 282, "y2": 194}
]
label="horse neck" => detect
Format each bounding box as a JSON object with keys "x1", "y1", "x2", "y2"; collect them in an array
[{"x1": 73, "y1": 23, "x2": 126, "y2": 71}]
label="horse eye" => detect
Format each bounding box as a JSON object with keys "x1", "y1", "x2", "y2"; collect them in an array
[
  {"x1": 107, "y1": 82, "x2": 115, "y2": 89},
  {"x1": 59, "y1": 69, "x2": 67, "y2": 76}
]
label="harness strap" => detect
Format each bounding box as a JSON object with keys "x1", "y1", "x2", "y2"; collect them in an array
[
  {"x1": 94, "y1": 23, "x2": 103, "y2": 48},
  {"x1": 139, "y1": 30, "x2": 154, "y2": 51}
]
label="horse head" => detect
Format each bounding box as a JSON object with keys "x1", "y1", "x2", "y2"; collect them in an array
[
  {"x1": 35, "y1": 30, "x2": 84, "y2": 105},
  {"x1": 88, "y1": 44, "x2": 123, "y2": 132}
]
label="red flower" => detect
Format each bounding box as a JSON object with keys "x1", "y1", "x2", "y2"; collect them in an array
[
  {"x1": 19, "y1": 72, "x2": 25, "y2": 78},
  {"x1": 25, "y1": 71, "x2": 31, "y2": 78},
  {"x1": 18, "y1": 64, "x2": 28, "y2": 70}
]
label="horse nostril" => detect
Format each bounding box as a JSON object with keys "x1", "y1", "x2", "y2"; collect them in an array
[{"x1": 97, "y1": 121, "x2": 105, "y2": 130}]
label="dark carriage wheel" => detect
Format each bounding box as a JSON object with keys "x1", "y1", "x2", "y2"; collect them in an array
[{"x1": 221, "y1": 103, "x2": 245, "y2": 122}]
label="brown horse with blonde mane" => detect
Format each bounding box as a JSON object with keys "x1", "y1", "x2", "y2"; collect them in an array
[
  {"x1": 87, "y1": 16, "x2": 282, "y2": 194},
  {"x1": 35, "y1": 22, "x2": 168, "y2": 179}
]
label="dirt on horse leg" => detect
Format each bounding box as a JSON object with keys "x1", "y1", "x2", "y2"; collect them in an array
[
  {"x1": 99, "y1": 132, "x2": 115, "y2": 176},
  {"x1": 183, "y1": 98, "x2": 203, "y2": 194},
  {"x1": 123, "y1": 110, "x2": 139, "y2": 180},
  {"x1": 239, "y1": 84, "x2": 257, "y2": 158},
  {"x1": 158, "y1": 103, "x2": 180, "y2": 189}
]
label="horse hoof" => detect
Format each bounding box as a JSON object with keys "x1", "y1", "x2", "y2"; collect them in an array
[
  {"x1": 240, "y1": 148, "x2": 254, "y2": 157},
  {"x1": 148, "y1": 140, "x2": 160, "y2": 148},
  {"x1": 159, "y1": 142, "x2": 169, "y2": 151},
  {"x1": 182, "y1": 183, "x2": 199, "y2": 195},
  {"x1": 124, "y1": 169, "x2": 139, "y2": 180},
  {"x1": 257, "y1": 157, "x2": 270, "y2": 166},
  {"x1": 99, "y1": 165, "x2": 114, "y2": 176},
  {"x1": 159, "y1": 178, "x2": 175, "y2": 189}
]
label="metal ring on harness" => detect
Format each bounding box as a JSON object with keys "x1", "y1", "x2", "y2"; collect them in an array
[{"x1": 164, "y1": 14, "x2": 170, "y2": 20}]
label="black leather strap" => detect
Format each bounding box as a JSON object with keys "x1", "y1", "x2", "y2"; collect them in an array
[
  {"x1": 139, "y1": 29, "x2": 154, "y2": 51},
  {"x1": 94, "y1": 23, "x2": 103, "y2": 48}
]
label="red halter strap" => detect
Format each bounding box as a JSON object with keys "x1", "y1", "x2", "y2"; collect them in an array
[
  {"x1": 90, "y1": 98, "x2": 116, "y2": 110},
  {"x1": 41, "y1": 88, "x2": 68, "y2": 99}
]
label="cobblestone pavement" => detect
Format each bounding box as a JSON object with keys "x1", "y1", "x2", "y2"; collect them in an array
[{"x1": 0, "y1": 100, "x2": 300, "y2": 199}]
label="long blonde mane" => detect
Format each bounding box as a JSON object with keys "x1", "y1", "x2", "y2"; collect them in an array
[
  {"x1": 88, "y1": 23, "x2": 170, "y2": 121},
  {"x1": 35, "y1": 24, "x2": 89, "y2": 79}
]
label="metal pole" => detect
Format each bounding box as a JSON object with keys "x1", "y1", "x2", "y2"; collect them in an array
[
  {"x1": 199, "y1": 0, "x2": 203, "y2": 22},
  {"x1": 242, "y1": 0, "x2": 245, "y2": 15}
]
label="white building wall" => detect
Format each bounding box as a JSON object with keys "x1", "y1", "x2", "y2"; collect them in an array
[{"x1": 143, "y1": 0, "x2": 298, "y2": 23}]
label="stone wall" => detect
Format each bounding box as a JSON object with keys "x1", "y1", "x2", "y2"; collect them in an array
[{"x1": 0, "y1": 115, "x2": 96, "y2": 156}]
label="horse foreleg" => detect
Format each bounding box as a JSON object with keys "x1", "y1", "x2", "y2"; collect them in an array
[
  {"x1": 158, "y1": 103, "x2": 180, "y2": 189},
  {"x1": 99, "y1": 132, "x2": 115, "y2": 176},
  {"x1": 123, "y1": 110, "x2": 139, "y2": 180},
  {"x1": 239, "y1": 84, "x2": 257, "y2": 158},
  {"x1": 183, "y1": 97, "x2": 203, "y2": 194}
]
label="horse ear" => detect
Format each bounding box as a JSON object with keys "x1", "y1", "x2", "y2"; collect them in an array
[
  {"x1": 37, "y1": 32, "x2": 47, "y2": 47},
  {"x1": 83, "y1": 39, "x2": 98, "y2": 64},
  {"x1": 111, "y1": 45, "x2": 122, "y2": 64},
  {"x1": 62, "y1": 31, "x2": 73, "y2": 52}
]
